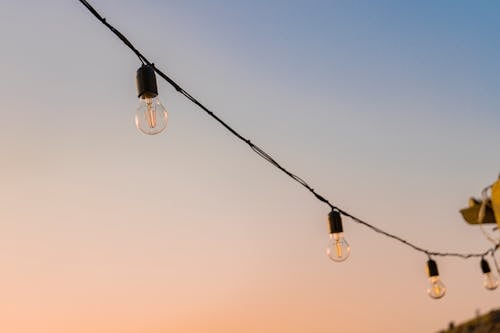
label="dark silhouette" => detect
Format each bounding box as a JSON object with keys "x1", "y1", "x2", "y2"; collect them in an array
[{"x1": 437, "y1": 309, "x2": 500, "y2": 333}]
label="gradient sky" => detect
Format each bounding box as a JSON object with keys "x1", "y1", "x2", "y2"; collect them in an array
[{"x1": 1, "y1": 1, "x2": 499, "y2": 332}]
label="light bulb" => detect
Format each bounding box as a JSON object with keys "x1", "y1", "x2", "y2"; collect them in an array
[
  {"x1": 427, "y1": 276, "x2": 446, "y2": 299},
  {"x1": 326, "y1": 232, "x2": 350, "y2": 262},
  {"x1": 426, "y1": 259, "x2": 446, "y2": 299},
  {"x1": 135, "y1": 64, "x2": 168, "y2": 135},
  {"x1": 135, "y1": 97, "x2": 168, "y2": 135},
  {"x1": 483, "y1": 272, "x2": 499, "y2": 290},
  {"x1": 326, "y1": 210, "x2": 350, "y2": 262},
  {"x1": 480, "y1": 258, "x2": 498, "y2": 291}
]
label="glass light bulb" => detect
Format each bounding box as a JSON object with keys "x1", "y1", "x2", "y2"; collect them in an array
[
  {"x1": 326, "y1": 233, "x2": 350, "y2": 262},
  {"x1": 483, "y1": 272, "x2": 499, "y2": 290},
  {"x1": 427, "y1": 276, "x2": 446, "y2": 299},
  {"x1": 135, "y1": 97, "x2": 168, "y2": 135}
]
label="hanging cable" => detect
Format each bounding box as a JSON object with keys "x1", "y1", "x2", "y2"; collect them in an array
[{"x1": 76, "y1": 0, "x2": 497, "y2": 261}]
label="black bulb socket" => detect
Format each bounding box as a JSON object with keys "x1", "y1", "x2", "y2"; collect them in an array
[
  {"x1": 328, "y1": 210, "x2": 343, "y2": 234},
  {"x1": 136, "y1": 65, "x2": 158, "y2": 99},
  {"x1": 427, "y1": 259, "x2": 439, "y2": 277},
  {"x1": 481, "y1": 258, "x2": 491, "y2": 274}
]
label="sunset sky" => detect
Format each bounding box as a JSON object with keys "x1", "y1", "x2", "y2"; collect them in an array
[{"x1": 1, "y1": 1, "x2": 499, "y2": 332}]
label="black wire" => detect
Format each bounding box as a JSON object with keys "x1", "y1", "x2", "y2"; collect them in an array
[{"x1": 77, "y1": 0, "x2": 499, "y2": 261}]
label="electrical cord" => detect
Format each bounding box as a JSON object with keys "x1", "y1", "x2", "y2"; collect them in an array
[{"x1": 77, "y1": 0, "x2": 499, "y2": 261}]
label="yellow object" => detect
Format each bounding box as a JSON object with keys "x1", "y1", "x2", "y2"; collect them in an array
[
  {"x1": 491, "y1": 178, "x2": 500, "y2": 229},
  {"x1": 460, "y1": 197, "x2": 496, "y2": 225}
]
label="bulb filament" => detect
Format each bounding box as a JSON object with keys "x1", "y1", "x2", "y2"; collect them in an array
[
  {"x1": 145, "y1": 98, "x2": 157, "y2": 128},
  {"x1": 432, "y1": 282, "x2": 442, "y2": 295},
  {"x1": 334, "y1": 233, "x2": 343, "y2": 258}
]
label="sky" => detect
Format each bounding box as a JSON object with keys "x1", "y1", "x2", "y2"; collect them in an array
[{"x1": 0, "y1": 1, "x2": 499, "y2": 332}]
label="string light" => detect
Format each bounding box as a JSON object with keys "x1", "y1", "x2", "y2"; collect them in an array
[
  {"x1": 77, "y1": 0, "x2": 500, "y2": 298},
  {"x1": 480, "y1": 258, "x2": 499, "y2": 290},
  {"x1": 135, "y1": 64, "x2": 168, "y2": 135},
  {"x1": 326, "y1": 209, "x2": 350, "y2": 262},
  {"x1": 426, "y1": 259, "x2": 446, "y2": 299}
]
